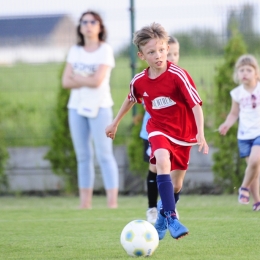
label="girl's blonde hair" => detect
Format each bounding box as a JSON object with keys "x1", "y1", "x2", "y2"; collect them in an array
[
  {"x1": 233, "y1": 54, "x2": 260, "y2": 84},
  {"x1": 133, "y1": 22, "x2": 168, "y2": 52}
]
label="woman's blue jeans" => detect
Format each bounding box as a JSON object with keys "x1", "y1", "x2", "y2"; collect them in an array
[{"x1": 68, "y1": 108, "x2": 119, "y2": 189}]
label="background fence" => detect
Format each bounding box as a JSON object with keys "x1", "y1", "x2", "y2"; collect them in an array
[{"x1": 0, "y1": 0, "x2": 260, "y2": 192}]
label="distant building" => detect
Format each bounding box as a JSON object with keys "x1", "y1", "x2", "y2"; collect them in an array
[{"x1": 0, "y1": 14, "x2": 76, "y2": 64}]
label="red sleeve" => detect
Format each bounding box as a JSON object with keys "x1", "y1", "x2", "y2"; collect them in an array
[
  {"x1": 128, "y1": 89, "x2": 142, "y2": 104},
  {"x1": 128, "y1": 73, "x2": 145, "y2": 104}
]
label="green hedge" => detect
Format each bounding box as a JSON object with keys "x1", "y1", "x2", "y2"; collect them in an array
[
  {"x1": 0, "y1": 100, "x2": 9, "y2": 192},
  {"x1": 127, "y1": 61, "x2": 150, "y2": 178},
  {"x1": 45, "y1": 64, "x2": 77, "y2": 194},
  {"x1": 212, "y1": 29, "x2": 247, "y2": 193}
]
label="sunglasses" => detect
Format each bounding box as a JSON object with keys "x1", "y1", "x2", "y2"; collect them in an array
[
  {"x1": 251, "y1": 94, "x2": 257, "y2": 109},
  {"x1": 80, "y1": 20, "x2": 98, "y2": 26}
]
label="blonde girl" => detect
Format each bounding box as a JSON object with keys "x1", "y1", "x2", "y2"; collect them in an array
[{"x1": 219, "y1": 54, "x2": 260, "y2": 211}]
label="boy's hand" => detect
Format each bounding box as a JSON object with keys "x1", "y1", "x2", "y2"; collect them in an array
[
  {"x1": 196, "y1": 134, "x2": 209, "y2": 154},
  {"x1": 105, "y1": 124, "x2": 118, "y2": 140}
]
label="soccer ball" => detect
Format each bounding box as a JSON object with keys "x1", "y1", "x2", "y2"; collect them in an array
[{"x1": 120, "y1": 220, "x2": 159, "y2": 257}]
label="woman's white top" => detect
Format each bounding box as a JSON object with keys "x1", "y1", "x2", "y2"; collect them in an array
[
  {"x1": 66, "y1": 43, "x2": 115, "y2": 112},
  {"x1": 230, "y1": 82, "x2": 260, "y2": 139}
]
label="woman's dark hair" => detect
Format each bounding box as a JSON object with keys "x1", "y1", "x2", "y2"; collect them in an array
[{"x1": 77, "y1": 10, "x2": 107, "y2": 46}]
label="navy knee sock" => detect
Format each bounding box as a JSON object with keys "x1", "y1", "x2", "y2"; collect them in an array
[{"x1": 157, "y1": 174, "x2": 175, "y2": 213}]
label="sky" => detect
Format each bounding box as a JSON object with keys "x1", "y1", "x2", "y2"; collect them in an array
[{"x1": 1, "y1": 0, "x2": 260, "y2": 52}]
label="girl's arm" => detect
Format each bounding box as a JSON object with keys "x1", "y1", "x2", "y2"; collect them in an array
[
  {"x1": 192, "y1": 104, "x2": 209, "y2": 154},
  {"x1": 106, "y1": 97, "x2": 135, "y2": 140},
  {"x1": 218, "y1": 99, "x2": 239, "y2": 135},
  {"x1": 62, "y1": 63, "x2": 109, "y2": 89}
]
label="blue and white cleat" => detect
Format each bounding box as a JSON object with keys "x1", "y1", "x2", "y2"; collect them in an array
[
  {"x1": 157, "y1": 199, "x2": 163, "y2": 213},
  {"x1": 154, "y1": 200, "x2": 168, "y2": 240},
  {"x1": 165, "y1": 211, "x2": 189, "y2": 239},
  {"x1": 158, "y1": 199, "x2": 180, "y2": 219}
]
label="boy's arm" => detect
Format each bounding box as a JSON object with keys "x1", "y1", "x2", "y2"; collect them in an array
[
  {"x1": 218, "y1": 99, "x2": 239, "y2": 135},
  {"x1": 106, "y1": 97, "x2": 135, "y2": 140},
  {"x1": 192, "y1": 104, "x2": 209, "y2": 154}
]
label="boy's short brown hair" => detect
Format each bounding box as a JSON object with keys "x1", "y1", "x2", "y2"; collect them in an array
[{"x1": 133, "y1": 22, "x2": 168, "y2": 52}]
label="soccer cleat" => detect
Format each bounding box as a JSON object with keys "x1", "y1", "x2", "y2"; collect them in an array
[
  {"x1": 158, "y1": 199, "x2": 180, "y2": 219},
  {"x1": 146, "y1": 207, "x2": 158, "y2": 224},
  {"x1": 157, "y1": 199, "x2": 163, "y2": 212},
  {"x1": 154, "y1": 200, "x2": 168, "y2": 240},
  {"x1": 165, "y1": 211, "x2": 189, "y2": 240},
  {"x1": 154, "y1": 213, "x2": 168, "y2": 240}
]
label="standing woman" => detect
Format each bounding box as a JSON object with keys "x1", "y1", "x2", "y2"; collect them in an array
[{"x1": 62, "y1": 10, "x2": 119, "y2": 209}]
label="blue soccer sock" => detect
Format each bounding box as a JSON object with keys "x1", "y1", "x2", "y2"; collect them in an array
[{"x1": 157, "y1": 174, "x2": 176, "y2": 215}]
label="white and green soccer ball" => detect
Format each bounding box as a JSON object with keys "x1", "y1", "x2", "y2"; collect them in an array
[{"x1": 120, "y1": 220, "x2": 159, "y2": 257}]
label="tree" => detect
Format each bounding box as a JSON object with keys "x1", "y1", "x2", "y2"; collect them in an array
[
  {"x1": 127, "y1": 60, "x2": 148, "y2": 178},
  {"x1": 226, "y1": 4, "x2": 260, "y2": 53},
  {"x1": 0, "y1": 130, "x2": 8, "y2": 193},
  {"x1": 45, "y1": 64, "x2": 77, "y2": 193},
  {"x1": 212, "y1": 29, "x2": 247, "y2": 193},
  {"x1": 174, "y1": 29, "x2": 223, "y2": 56},
  {"x1": 0, "y1": 96, "x2": 9, "y2": 192}
]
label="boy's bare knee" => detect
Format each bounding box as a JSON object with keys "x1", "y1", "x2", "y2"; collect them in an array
[{"x1": 174, "y1": 186, "x2": 182, "y2": 193}]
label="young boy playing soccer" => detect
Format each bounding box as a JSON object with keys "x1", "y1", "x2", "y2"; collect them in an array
[
  {"x1": 140, "y1": 36, "x2": 181, "y2": 224},
  {"x1": 105, "y1": 23, "x2": 208, "y2": 240}
]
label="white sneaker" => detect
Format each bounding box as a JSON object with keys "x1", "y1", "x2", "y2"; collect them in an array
[{"x1": 146, "y1": 207, "x2": 158, "y2": 224}]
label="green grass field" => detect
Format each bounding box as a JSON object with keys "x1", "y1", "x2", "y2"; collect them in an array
[
  {"x1": 0, "y1": 55, "x2": 222, "y2": 147},
  {"x1": 0, "y1": 195, "x2": 259, "y2": 260}
]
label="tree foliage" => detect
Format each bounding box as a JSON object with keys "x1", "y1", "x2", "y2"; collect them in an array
[
  {"x1": 226, "y1": 4, "x2": 260, "y2": 53},
  {"x1": 212, "y1": 29, "x2": 247, "y2": 193},
  {"x1": 0, "y1": 97, "x2": 9, "y2": 192},
  {"x1": 0, "y1": 131, "x2": 8, "y2": 192},
  {"x1": 127, "y1": 60, "x2": 149, "y2": 178},
  {"x1": 45, "y1": 64, "x2": 77, "y2": 194},
  {"x1": 174, "y1": 28, "x2": 223, "y2": 56}
]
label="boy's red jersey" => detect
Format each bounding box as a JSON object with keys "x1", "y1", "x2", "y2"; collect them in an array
[{"x1": 128, "y1": 61, "x2": 202, "y2": 145}]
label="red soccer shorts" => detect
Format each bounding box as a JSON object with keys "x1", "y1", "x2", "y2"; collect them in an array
[{"x1": 149, "y1": 135, "x2": 192, "y2": 171}]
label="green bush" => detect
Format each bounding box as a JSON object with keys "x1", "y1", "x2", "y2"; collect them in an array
[
  {"x1": 0, "y1": 132, "x2": 8, "y2": 192},
  {"x1": 0, "y1": 99, "x2": 9, "y2": 192},
  {"x1": 127, "y1": 61, "x2": 149, "y2": 178},
  {"x1": 212, "y1": 29, "x2": 247, "y2": 193},
  {"x1": 127, "y1": 104, "x2": 148, "y2": 178},
  {"x1": 45, "y1": 64, "x2": 77, "y2": 194}
]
